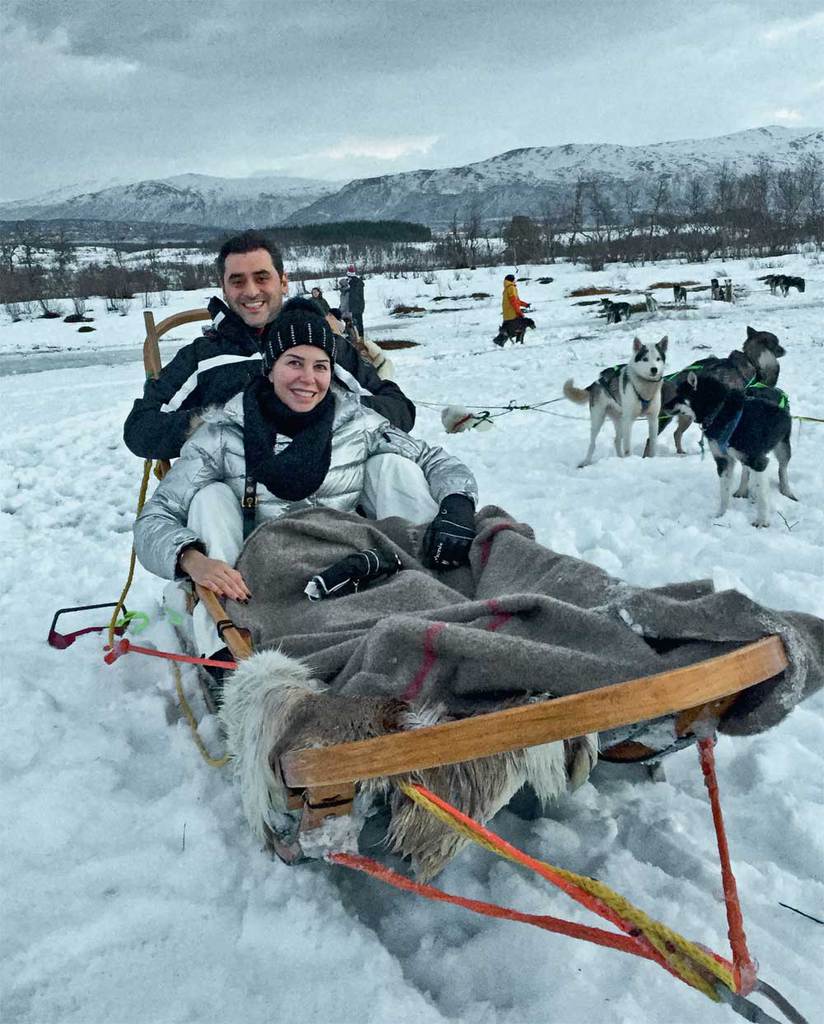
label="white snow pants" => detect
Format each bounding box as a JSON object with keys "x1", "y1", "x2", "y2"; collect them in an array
[{"x1": 187, "y1": 454, "x2": 439, "y2": 657}]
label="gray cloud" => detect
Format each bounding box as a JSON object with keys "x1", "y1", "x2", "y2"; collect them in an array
[{"x1": 2, "y1": 0, "x2": 822, "y2": 201}]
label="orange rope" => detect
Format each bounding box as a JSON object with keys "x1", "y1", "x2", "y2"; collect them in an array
[
  {"x1": 698, "y1": 737, "x2": 758, "y2": 995},
  {"x1": 399, "y1": 778, "x2": 724, "y2": 987}
]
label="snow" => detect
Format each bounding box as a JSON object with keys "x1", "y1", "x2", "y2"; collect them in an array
[{"x1": 2, "y1": 251, "x2": 823, "y2": 1024}]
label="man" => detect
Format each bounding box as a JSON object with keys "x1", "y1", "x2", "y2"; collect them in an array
[
  {"x1": 123, "y1": 232, "x2": 414, "y2": 461},
  {"x1": 339, "y1": 264, "x2": 366, "y2": 337}
]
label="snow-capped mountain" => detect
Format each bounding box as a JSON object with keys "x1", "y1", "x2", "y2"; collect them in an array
[
  {"x1": 0, "y1": 173, "x2": 338, "y2": 228},
  {"x1": 2, "y1": 127, "x2": 822, "y2": 231},
  {"x1": 287, "y1": 126, "x2": 824, "y2": 228}
]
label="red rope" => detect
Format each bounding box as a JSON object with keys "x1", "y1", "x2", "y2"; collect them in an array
[
  {"x1": 698, "y1": 737, "x2": 758, "y2": 995},
  {"x1": 103, "y1": 637, "x2": 238, "y2": 670},
  {"x1": 330, "y1": 852, "x2": 671, "y2": 965}
]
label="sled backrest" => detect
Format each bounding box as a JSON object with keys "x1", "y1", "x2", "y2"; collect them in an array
[
  {"x1": 143, "y1": 307, "x2": 211, "y2": 377},
  {"x1": 143, "y1": 308, "x2": 211, "y2": 478}
]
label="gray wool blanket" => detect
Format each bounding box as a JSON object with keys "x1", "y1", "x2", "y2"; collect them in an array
[{"x1": 227, "y1": 506, "x2": 824, "y2": 737}]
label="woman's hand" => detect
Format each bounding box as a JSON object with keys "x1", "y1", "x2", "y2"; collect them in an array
[{"x1": 179, "y1": 548, "x2": 251, "y2": 602}]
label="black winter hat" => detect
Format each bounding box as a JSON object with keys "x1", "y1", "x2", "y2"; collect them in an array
[{"x1": 260, "y1": 296, "x2": 336, "y2": 374}]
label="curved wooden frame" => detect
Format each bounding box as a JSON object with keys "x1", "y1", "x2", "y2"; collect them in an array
[
  {"x1": 280, "y1": 636, "x2": 787, "y2": 788},
  {"x1": 143, "y1": 308, "x2": 211, "y2": 377}
]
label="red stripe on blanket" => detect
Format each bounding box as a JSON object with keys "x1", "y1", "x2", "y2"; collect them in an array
[
  {"x1": 402, "y1": 621, "x2": 446, "y2": 702},
  {"x1": 484, "y1": 598, "x2": 512, "y2": 631},
  {"x1": 479, "y1": 523, "x2": 517, "y2": 567}
]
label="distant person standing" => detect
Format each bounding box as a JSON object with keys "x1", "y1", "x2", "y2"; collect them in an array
[
  {"x1": 309, "y1": 286, "x2": 331, "y2": 315},
  {"x1": 501, "y1": 273, "x2": 530, "y2": 324},
  {"x1": 341, "y1": 265, "x2": 366, "y2": 337}
]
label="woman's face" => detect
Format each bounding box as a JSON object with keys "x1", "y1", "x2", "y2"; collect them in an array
[
  {"x1": 269, "y1": 344, "x2": 332, "y2": 412},
  {"x1": 311, "y1": 288, "x2": 321, "y2": 298}
]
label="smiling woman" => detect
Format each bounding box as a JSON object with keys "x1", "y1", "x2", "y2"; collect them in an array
[
  {"x1": 133, "y1": 296, "x2": 478, "y2": 665},
  {"x1": 269, "y1": 347, "x2": 332, "y2": 412}
]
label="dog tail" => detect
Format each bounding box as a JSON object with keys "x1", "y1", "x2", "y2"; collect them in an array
[{"x1": 563, "y1": 379, "x2": 589, "y2": 405}]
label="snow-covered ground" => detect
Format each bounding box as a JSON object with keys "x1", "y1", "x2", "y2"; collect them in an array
[{"x1": 2, "y1": 252, "x2": 823, "y2": 1024}]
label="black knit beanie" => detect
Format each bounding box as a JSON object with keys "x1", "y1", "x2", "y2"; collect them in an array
[{"x1": 260, "y1": 297, "x2": 336, "y2": 375}]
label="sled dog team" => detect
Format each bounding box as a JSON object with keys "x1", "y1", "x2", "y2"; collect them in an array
[{"x1": 563, "y1": 326, "x2": 797, "y2": 527}]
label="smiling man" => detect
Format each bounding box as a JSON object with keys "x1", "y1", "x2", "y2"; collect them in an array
[{"x1": 123, "y1": 230, "x2": 415, "y2": 461}]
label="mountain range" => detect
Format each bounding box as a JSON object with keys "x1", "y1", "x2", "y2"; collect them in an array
[{"x1": 2, "y1": 126, "x2": 822, "y2": 234}]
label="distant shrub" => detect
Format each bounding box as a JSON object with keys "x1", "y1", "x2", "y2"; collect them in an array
[
  {"x1": 647, "y1": 280, "x2": 700, "y2": 290},
  {"x1": 568, "y1": 286, "x2": 616, "y2": 297},
  {"x1": 371, "y1": 339, "x2": 419, "y2": 349}
]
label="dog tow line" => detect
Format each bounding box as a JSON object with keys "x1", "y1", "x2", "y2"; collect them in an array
[
  {"x1": 330, "y1": 760, "x2": 808, "y2": 1024},
  {"x1": 104, "y1": 637, "x2": 236, "y2": 767}
]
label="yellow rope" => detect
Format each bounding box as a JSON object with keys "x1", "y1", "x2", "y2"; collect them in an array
[
  {"x1": 108, "y1": 459, "x2": 229, "y2": 768},
  {"x1": 171, "y1": 661, "x2": 230, "y2": 768},
  {"x1": 107, "y1": 459, "x2": 154, "y2": 647},
  {"x1": 399, "y1": 781, "x2": 733, "y2": 1000}
]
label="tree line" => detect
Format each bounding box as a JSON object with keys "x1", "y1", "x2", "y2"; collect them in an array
[{"x1": 1, "y1": 156, "x2": 821, "y2": 317}]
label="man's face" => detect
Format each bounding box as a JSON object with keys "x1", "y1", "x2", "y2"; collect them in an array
[{"x1": 222, "y1": 249, "x2": 288, "y2": 328}]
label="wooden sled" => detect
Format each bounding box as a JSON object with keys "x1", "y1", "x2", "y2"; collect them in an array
[
  {"x1": 142, "y1": 308, "x2": 789, "y2": 857},
  {"x1": 205, "y1": 583, "x2": 787, "y2": 859}
]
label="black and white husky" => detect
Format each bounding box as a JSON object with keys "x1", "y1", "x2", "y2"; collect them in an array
[
  {"x1": 564, "y1": 336, "x2": 669, "y2": 467},
  {"x1": 672, "y1": 373, "x2": 796, "y2": 527}
]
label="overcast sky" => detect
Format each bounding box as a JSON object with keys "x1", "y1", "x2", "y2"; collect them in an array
[{"x1": 1, "y1": 0, "x2": 823, "y2": 201}]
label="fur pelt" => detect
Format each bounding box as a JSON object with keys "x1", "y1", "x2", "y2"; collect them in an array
[
  {"x1": 441, "y1": 406, "x2": 494, "y2": 434},
  {"x1": 219, "y1": 647, "x2": 597, "y2": 878}
]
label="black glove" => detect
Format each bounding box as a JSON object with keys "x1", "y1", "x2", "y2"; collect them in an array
[
  {"x1": 305, "y1": 548, "x2": 402, "y2": 600},
  {"x1": 422, "y1": 494, "x2": 476, "y2": 570}
]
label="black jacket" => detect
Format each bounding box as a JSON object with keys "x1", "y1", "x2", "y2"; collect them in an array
[
  {"x1": 347, "y1": 275, "x2": 365, "y2": 315},
  {"x1": 123, "y1": 297, "x2": 415, "y2": 460}
]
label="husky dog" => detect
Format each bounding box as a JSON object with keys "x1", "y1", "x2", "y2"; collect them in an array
[
  {"x1": 600, "y1": 298, "x2": 632, "y2": 324},
  {"x1": 644, "y1": 291, "x2": 659, "y2": 313},
  {"x1": 759, "y1": 273, "x2": 805, "y2": 296},
  {"x1": 671, "y1": 373, "x2": 796, "y2": 527},
  {"x1": 780, "y1": 275, "x2": 805, "y2": 296},
  {"x1": 758, "y1": 274, "x2": 782, "y2": 295},
  {"x1": 673, "y1": 284, "x2": 688, "y2": 304},
  {"x1": 564, "y1": 336, "x2": 669, "y2": 468},
  {"x1": 659, "y1": 326, "x2": 785, "y2": 454},
  {"x1": 493, "y1": 316, "x2": 536, "y2": 346}
]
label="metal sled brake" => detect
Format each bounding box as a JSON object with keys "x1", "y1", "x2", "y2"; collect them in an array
[{"x1": 142, "y1": 308, "x2": 789, "y2": 840}]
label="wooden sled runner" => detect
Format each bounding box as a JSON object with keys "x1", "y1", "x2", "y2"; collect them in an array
[{"x1": 142, "y1": 308, "x2": 790, "y2": 848}]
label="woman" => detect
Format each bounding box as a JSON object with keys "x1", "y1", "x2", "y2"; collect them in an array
[
  {"x1": 309, "y1": 286, "x2": 331, "y2": 315},
  {"x1": 134, "y1": 298, "x2": 478, "y2": 659}
]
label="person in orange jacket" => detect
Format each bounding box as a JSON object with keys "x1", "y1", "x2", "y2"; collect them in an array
[{"x1": 502, "y1": 274, "x2": 530, "y2": 322}]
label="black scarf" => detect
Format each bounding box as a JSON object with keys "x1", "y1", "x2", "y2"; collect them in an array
[{"x1": 242, "y1": 376, "x2": 335, "y2": 501}]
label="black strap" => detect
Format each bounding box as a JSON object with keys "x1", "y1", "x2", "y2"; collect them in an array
[
  {"x1": 242, "y1": 474, "x2": 257, "y2": 540},
  {"x1": 215, "y1": 618, "x2": 235, "y2": 640}
]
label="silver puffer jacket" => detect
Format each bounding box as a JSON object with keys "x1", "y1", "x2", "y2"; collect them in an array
[{"x1": 134, "y1": 387, "x2": 477, "y2": 579}]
